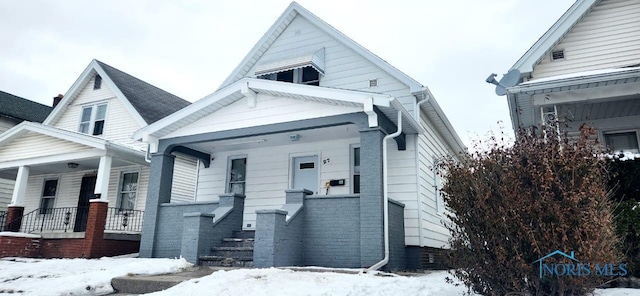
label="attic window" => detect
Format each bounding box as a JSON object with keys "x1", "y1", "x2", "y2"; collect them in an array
[
  {"x1": 258, "y1": 66, "x2": 320, "y2": 86},
  {"x1": 94, "y1": 75, "x2": 102, "y2": 90},
  {"x1": 551, "y1": 50, "x2": 565, "y2": 61}
]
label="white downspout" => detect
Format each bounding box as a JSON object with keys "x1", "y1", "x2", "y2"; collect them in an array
[
  {"x1": 414, "y1": 93, "x2": 431, "y2": 247},
  {"x1": 368, "y1": 109, "x2": 402, "y2": 271}
]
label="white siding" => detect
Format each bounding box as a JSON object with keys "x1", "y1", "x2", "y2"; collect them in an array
[
  {"x1": 0, "y1": 132, "x2": 92, "y2": 162},
  {"x1": 165, "y1": 94, "x2": 361, "y2": 138},
  {"x1": 170, "y1": 154, "x2": 198, "y2": 203},
  {"x1": 416, "y1": 111, "x2": 455, "y2": 248},
  {"x1": 246, "y1": 15, "x2": 416, "y2": 115},
  {"x1": 533, "y1": 0, "x2": 640, "y2": 78},
  {"x1": 22, "y1": 165, "x2": 149, "y2": 215},
  {"x1": 50, "y1": 75, "x2": 144, "y2": 147},
  {"x1": 0, "y1": 178, "x2": 13, "y2": 209},
  {"x1": 0, "y1": 117, "x2": 19, "y2": 134},
  {"x1": 196, "y1": 137, "x2": 358, "y2": 229},
  {"x1": 386, "y1": 136, "x2": 419, "y2": 245}
]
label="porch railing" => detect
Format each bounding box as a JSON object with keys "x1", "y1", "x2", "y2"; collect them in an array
[
  {"x1": 0, "y1": 211, "x2": 5, "y2": 232},
  {"x1": 14, "y1": 207, "x2": 87, "y2": 233},
  {"x1": 105, "y1": 208, "x2": 144, "y2": 233}
]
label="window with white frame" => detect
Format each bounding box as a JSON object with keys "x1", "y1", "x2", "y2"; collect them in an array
[
  {"x1": 40, "y1": 179, "x2": 58, "y2": 214},
  {"x1": 352, "y1": 146, "x2": 360, "y2": 194},
  {"x1": 605, "y1": 131, "x2": 639, "y2": 154},
  {"x1": 227, "y1": 156, "x2": 247, "y2": 195},
  {"x1": 117, "y1": 172, "x2": 139, "y2": 211},
  {"x1": 79, "y1": 103, "x2": 107, "y2": 135},
  {"x1": 257, "y1": 66, "x2": 320, "y2": 86}
]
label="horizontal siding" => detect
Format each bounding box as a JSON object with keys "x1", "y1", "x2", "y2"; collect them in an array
[
  {"x1": 533, "y1": 0, "x2": 640, "y2": 78},
  {"x1": 196, "y1": 137, "x2": 359, "y2": 230},
  {"x1": 21, "y1": 165, "x2": 149, "y2": 216},
  {"x1": 0, "y1": 131, "x2": 92, "y2": 162},
  {"x1": 170, "y1": 154, "x2": 198, "y2": 203},
  {"x1": 51, "y1": 75, "x2": 144, "y2": 147},
  {"x1": 245, "y1": 15, "x2": 416, "y2": 115},
  {"x1": 0, "y1": 178, "x2": 14, "y2": 208},
  {"x1": 387, "y1": 135, "x2": 419, "y2": 246},
  {"x1": 0, "y1": 117, "x2": 19, "y2": 134},
  {"x1": 417, "y1": 111, "x2": 456, "y2": 248},
  {"x1": 165, "y1": 94, "x2": 361, "y2": 138}
]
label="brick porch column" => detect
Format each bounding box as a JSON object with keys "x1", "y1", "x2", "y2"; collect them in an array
[
  {"x1": 359, "y1": 128, "x2": 385, "y2": 267},
  {"x1": 84, "y1": 200, "x2": 108, "y2": 258},
  {"x1": 139, "y1": 152, "x2": 175, "y2": 258},
  {"x1": 4, "y1": 206, "x2": 25, "y2": 232}
]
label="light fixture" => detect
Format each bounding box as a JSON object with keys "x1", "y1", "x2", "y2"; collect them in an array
[
  {"x1": 67, "y1": 163, "x2": 79, "y2": 169},
  {"x1": 289, "y1": 134, "x2": 300, "y2": 141}
]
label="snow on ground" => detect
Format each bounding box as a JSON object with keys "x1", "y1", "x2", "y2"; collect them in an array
[
  {"x1": 0, "y1": 257, "x2": 639, "y2": 296},
  {"x1": 0, "y1": 257, "x2": 191, "y2": 295}
]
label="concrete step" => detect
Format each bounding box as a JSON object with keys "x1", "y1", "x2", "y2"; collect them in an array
[
  {"x1": 210, "y1": 246, "x2": 254, "y2": 260},
  {"x1": 221, "y1": 238, "x2": 255, "y2": 248},
  {"x1": 110, "y1": 266, "x2": 216, "y2": 294},
  {"x1": 199, "y1": 255, "x2": 253, "y2": 268},
  {"x1": 232, "y1": 230, "x2": 255, "y2": 239}
]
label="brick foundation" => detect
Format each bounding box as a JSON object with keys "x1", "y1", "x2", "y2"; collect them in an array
[{"x1": 0, "y1": 201, "x2": 140, "y2": 259}]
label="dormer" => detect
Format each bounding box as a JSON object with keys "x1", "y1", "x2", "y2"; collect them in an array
[{"x1": 254, "y1": 48, "x2": 324, "y2": 86}]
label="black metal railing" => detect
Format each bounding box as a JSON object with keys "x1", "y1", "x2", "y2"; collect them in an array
[
  {"x1": 0, "y1": 211, "x2": 6, "y2": 231},
  {"x1": 105, "y1": 208, "x2": 144, "y2": 233},
  {"x1": 15, "y1": 207, "x2": 87, "y2": 233}
]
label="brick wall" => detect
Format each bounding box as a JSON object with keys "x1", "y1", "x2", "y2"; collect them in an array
[
  {"x1": 154, "y1": 202, "x2": 219, "y2": 258},
  {"x1": 0, "y1": 236, "x2": 40, "y2": 258}
]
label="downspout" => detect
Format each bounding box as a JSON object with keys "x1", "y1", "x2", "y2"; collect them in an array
[
  {"x1": 414, "y1": 92, "x2": 431, "y2": 247},
  {"x1": 368, "y1": 109, "x2": 403, "y2": 271},
  {"x1": 145, "y1": 143, "x2": 152, "y2": 163}
]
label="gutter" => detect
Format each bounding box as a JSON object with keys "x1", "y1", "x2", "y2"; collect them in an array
[
  {"x1": 367, "y1": 109, "x2": 403, "y2": 272},
  {"x1": 414, "y1": 94, "x2": 431, "y2": 247}
]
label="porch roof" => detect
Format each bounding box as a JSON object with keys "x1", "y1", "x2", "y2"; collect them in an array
[
  {"x1": 134, "y1": 78, "x2": 423, "y2": 141},
  {"x1": 0, "y1": 122, "x2": 146, "y2": 171}
]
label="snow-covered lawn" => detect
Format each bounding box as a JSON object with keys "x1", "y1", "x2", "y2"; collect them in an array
[{"x1": 0, "y1": 257, "x2": 639, "y2": 296}]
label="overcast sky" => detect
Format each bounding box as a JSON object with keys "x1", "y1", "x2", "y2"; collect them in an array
[{"x1": 0, "y1": 0, "x2": 575, "y2": 147}]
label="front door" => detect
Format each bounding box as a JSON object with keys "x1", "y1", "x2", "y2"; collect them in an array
[
  {"x1": 74, "y1": 175, "x2": 97, "y2": 232},
  {"x1": 292, "y1": 156, "x2": 318, "y2": 194}
]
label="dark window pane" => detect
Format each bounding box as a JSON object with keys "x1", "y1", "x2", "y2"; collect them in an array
[
  {"x1": 301, "y1": 67, "x2": 319, "y2": 82},
  {"x1": 353, "y1": 147, "x2": 360, "y2": 167},
  {"x1": 300, "y1": 162, "x2": 314, "y2": 169},
  {"x1": 93, "y1": 120, "x2": 105, "y2": 135},
  {"x1": 43, "y1": 180, "x2": 58, "y2": 197},
  {"x1": 81, "y1": 107, "x2": 92, "y2": 122},
  {"x1": 94, "y1": 75, "x2": 102, "y2": 90},
  {"x1": 276, "y1": 70, "x2": 294, "y2": 82},
  {"x1": 230, "y1": 158, "x2": 246, "y2": 182},
  {"x1": 354, "y1": 175, "x2": 360, "y2": 194}
]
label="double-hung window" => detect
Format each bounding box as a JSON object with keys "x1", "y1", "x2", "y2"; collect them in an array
[
  {"x1": 227, "y1": 157, "x2": 247, "y2": 195},
  {"x1": 79, "y1": 103, "x2": 107, "y2": 135},
  {"x1": 117, "y1": 172, "x2": 139, "y2": 211},
  {"x1": 352, "y1": 146, "x2": 360, "y2": 194},
  {"x1": 258, "y1": 66, "x2": 320, "y2": 86},
  {"x1": 40, "y1": 179, "x2": 58, "y2": 214}
]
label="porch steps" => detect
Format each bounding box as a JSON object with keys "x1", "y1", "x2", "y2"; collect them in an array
[{"x1": 199, "y1": 230, "x2": 254, "y2": 267}]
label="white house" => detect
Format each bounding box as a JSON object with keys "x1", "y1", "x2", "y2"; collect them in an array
[
  {"x1": 504, "y1": 0, "x2": 640, "y2": 153},
  {"x1": 0, "y1": 60, "x2": 195, "y2": 258},
  {"x1": 0, "y1": 91, "x2": 52, "y2": 212},
  {"x1": 136, "y1": 2, "x2": 465, "y2": 270}
]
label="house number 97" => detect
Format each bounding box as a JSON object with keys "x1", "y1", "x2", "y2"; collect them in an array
[{"x1": 323, "y1": 158, "x2": 330, "y2": 164}]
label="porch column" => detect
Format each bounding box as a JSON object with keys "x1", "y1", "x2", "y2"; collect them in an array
[
  {"x1": 94, "y1": 156, "x2": 112, "y2": 201},
  {"x1": 139, "y1": 152, "x2": 175, "y2": 258},
  {"x1": 10, "y1": 166, "x2": 30, "y2": 206},
  {"x1": 359, "y1": 128, "x2": 385, "y2": 267}
]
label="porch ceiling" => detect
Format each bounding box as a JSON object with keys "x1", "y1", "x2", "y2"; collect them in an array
[
  {"x1": 185, "y1": 124, "x2": 360, "y2": 153},
  {"x1": 557, "y1": 95, "x2": 640, "y2": 122}
]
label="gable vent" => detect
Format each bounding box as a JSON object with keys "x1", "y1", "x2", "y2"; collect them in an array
[
  {"x1": 551, "y1": 50, "x2": 565, "y2": 61},
  {"x1": 369, "y1": 79, "x2": 378, "y2": 88}
]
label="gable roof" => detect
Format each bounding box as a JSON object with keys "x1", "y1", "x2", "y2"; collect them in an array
[
  {"x1": 44, "y1": 60, "x2": 190, "y2": 126},
  {"x1": 511, "y1": 0, "x2": 599, "y2": 75},
  {"x1": 219, "y1": 2, "x2": 424, "y2": 94},
  {"x1": 0, "y1": 90, "x2": 52, "y2": 123}
]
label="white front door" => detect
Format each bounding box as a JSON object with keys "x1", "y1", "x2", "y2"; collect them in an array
[{"x1": 292, "y1": 156, "x2": 318, "y2": 194}]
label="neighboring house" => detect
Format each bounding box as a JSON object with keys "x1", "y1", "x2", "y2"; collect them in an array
[
  {"x1": 0, "y1": 60, "x2": 194, "y2": 258},
  {"x1": 0, "y1": 91, "x2": 52, "y2": 221},
  {"x1": 503, "y1": 0, "x2": 640, "y2": 154},
  {"x1": 135, "y1": 2, "x2": 465, "y2": 270}
]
